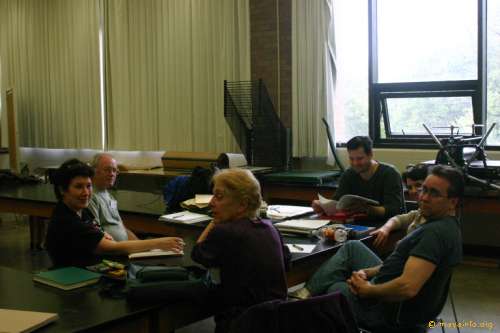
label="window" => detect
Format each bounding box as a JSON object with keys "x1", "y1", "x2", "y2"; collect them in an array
[
  {"x1": 369, "y1": 0, "x2": 487, "y2": 147},
  {"x1": 383, "y1": 96, "x2": 474, "y2": 137},
  {"x1": 331, "y1": 0, "x2": 500, "y2": 147},
  {"x1": 377, "y1": 0, "x2": 477, "y2": 83},
  {"x1": 332, "y1": 0, "x2": 369, "y2": 143},
  {"x1": 487, "y1": 0, "x2": 500, "y2": 145}
]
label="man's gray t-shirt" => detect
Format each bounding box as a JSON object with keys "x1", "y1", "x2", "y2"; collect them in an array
[
  {"x1": 374, "y1": 216, "x2": 462, "y2": 326},
  {"x1": 88, "y1": 190, "x2": 128, "y2": 241},
  {"x1": 333, "y1": 162, "x2": 404, "y2": 219}
]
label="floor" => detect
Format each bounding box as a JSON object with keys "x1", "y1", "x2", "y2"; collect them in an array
[{"x1": 1, "y1": 213, "x2": 499, "y2": 333}]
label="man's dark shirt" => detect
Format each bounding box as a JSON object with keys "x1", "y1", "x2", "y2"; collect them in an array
[
  {"x1": 333, "y1": 162, "x2": 404, "y2": 219},
  {"x1": 374, "y1": 215, "x2": 462, "y2": 326},
  {"x1": 46, "y1": 202, "x2": 104, "y2": 267}
]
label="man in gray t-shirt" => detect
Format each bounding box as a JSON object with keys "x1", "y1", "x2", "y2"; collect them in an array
[
  {"x1": 88, "y1": 153, "x2": 138, "y2": 241},
  {"x1": 312, "y1": 136, "x2": 404, "y2": 220},
  {"x1": 296, "y1": 165, "x2": 464, "y2": 331}
]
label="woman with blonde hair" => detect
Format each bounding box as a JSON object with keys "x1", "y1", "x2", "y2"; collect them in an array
[{"x1": 192, "y1": 168, "x2": 288, "y2": 333}]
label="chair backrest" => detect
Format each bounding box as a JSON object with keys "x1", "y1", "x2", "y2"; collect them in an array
[
  {"x1": 400, "y1": 182, "x2": 407, "y2": 213},
  {"x1": 230, "y1": 292, "x2": 358, "y2": 333},
  {"x1": 382, "y1": 269, "x2": 453, "y2": 331}
]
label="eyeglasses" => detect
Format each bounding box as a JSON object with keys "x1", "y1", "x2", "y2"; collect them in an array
[
  {"x1": 418, "y1": 186, "x2": 446, "y2": 199},
  {"x1": 102, "y1": 167, "x2": 119, "y2": 175}
]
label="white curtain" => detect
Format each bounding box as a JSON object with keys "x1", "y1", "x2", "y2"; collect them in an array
[
  {"x1": 0, "y1": 50, "x2": 3, "y2": 146},
  {"x1": 105, "y1": 0, "x2": 250, "y2": 152},
  {"x1": 292, "y1": 0, "x2": 336, "y2": 160},
  {"x1": 0, "y1": 0, "x2": 102, "y2": 149}
]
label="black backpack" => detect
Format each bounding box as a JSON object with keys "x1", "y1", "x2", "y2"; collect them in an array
[
  {"x1": 126, "y1": 265, "x2": 211, "y2": 303},
  {"x1": 163, "y1": 166, "x2": 215, "y2": 213}
]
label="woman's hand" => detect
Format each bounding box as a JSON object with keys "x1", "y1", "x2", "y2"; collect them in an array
[{"x1": 156, "y1": 237, "x2": 185, "y2": 253}]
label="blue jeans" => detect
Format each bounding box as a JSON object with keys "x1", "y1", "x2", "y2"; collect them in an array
[{"x1": 305, "y1": 240, "x2": 388, "y2": 329}]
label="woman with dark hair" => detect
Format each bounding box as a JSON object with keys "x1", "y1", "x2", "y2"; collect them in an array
[
  {"x1": 46, "y1": 159, "x2": 184, "y2": 267},
  {"x1": 402, "y1": 164, "x2": 429, "y2": 201},
  {"x1": 191, "y1": 168, "x2": 288, "y2": 333}
]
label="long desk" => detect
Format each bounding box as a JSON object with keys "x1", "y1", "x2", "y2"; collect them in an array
[
  {"x1": 262, "y1": 178, "x2": 500, "y2": 256},
  {"x1": 0, "y1": 182, "x2": 358, "y2": 286},
  {"x1": 1, "y1": 228, "x2": 360, "y2": 332},
  {"x1": 0, "y1": 183, "x2": 365, "y2": 332},
  {"x1": 0, "y1": 183, "x2": 199, "y2": 238},
  {"x1": 0, "y1": 266, "x2": 212, "y2": 333}
]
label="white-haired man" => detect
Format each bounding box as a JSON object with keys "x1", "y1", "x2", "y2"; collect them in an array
[{"x1": 88, "y1": 153, "x2": 138, "y2": 241}]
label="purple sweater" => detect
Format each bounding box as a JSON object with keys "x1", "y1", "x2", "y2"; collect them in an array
[{"x1": 192, "y1": 218, "x2": 288, "y2": 309}]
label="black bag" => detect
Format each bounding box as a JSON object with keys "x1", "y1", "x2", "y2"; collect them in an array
[
  {"x1": 126, "y1": 265, "x2": 211, "y2": 303},
  {"x1": 163, "y1": 166, "x2": 215, "y2": 213}
]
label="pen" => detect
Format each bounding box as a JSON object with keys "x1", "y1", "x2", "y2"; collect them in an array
[{"x1": 292, "y1": 244, "x2": 304, "y2": 251}]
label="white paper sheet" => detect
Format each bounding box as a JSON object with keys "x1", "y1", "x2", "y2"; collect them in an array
[
  {"x1": 286, "y1": 244, "x2": 316, "y2": 254},
  {"x1": 318, "y1": 193, "x2": 338, "y2": 215}
]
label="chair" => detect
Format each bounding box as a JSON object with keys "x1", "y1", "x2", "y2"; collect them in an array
[
  {"x1": 361, "y1": 271, "x2": 456, "y2": 333},
  {"x1": 230, "y1": 292, "x2": 359, "y2": 333}
]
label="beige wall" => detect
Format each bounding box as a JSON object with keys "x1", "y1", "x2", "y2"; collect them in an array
[{"x1": 336, "y1": 148, "x2": 500, "y2": 173}]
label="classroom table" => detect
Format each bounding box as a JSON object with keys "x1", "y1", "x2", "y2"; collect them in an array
[
  {"x1": 0, "y1": 265, "x2": 209, "y2": 333},
  {"x1": 261, "y1": 176, "x2": 500, "y2": 256},
  {"x1": 0, "y1": 182, "x2": 378, "y2": 331},
  {"x1": 0, "y1": 182, "x2": 370, "y2": 287},
  {"x1": 0, "y1": 183, "x2": 196, "y2": 237},
  {"x1": 0, "y1": 228, "x2": 365, "y2": 332}
]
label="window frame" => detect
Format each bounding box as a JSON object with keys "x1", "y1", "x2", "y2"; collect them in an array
[{"x1": 368, "y1": 0, "x2": 489, "y2": 149}]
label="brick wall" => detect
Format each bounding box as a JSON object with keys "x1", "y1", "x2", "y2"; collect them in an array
[{"x1": 250, "y1": 0, "x2": 292, "y2": 128}]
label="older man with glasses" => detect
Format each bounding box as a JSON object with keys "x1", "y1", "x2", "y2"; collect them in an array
[
  {"x1": 291, "y1": 165, "x2": 463, "y2": 332},
  {"x1": 88, "y1": 153, "x2": 138, "y2": 241}
]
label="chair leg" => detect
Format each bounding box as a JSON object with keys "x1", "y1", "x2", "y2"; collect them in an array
[
  {"x1": 439, "y1": 318, "x2": 445, "y2": 333},
  {"x1": 449, "y1": 288, "x2": 460, "y2": 333}
]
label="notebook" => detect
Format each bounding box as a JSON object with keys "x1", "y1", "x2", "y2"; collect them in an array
[
  {"x1": 194, "y1": 194, "x2": 213, "y2": 205},
  {"x1": 0, "y1": 309, "x2": 58, "y2": 333},
  {"x1": 266, "y1": 205, "x2": 314, "y2": 220},
  {"x1": 33, "y1": 267, "x2": 101, "y2": 291},
  {"x1": 128, "y1": 249, "x2": 184, "y2": 259},
  {"x1": 344, "y1": 224, "x2": 376, "y2": 238},
  {"x1": 274, "y1": 219, "x2": 330, "y2": 235},
  {"x1": 159, "y1": 211, "x2": 212, "y2": 224}
]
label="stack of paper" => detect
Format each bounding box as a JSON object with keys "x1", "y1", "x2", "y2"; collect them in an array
[
  {"x1": 159, "y1": 211, "x2": 212, "y2": 224},
  {"x1": 266, "y1": 205, "x2": 314, "y2": 220},
  {"x1": 180, "y1": 194, "x2": 213, "y2": 210},
  {"x1": 274, "y1": 219, "x2": 330, "y2": 235},
  {"x1": 0, "y1": 309, "x2": 59, "y2": 333},
  {"x1": 195, "y1": 194, "x2": 212, "y2": 205},
  {"x1": 129, "y1": 249, "x2": 184, "y2": 259}
]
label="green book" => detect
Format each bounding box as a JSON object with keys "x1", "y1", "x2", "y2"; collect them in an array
[{"x1": 33, "y1": 267, "x2": 101, "y2": 291}]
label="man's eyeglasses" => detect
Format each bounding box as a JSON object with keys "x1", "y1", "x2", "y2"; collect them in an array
[
  {"x1": 418, "y1": 186, "x2": 446, "y2": 199},
  {"x1": 102, "y1": 167, "x2": 119, "y2": 175}
]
